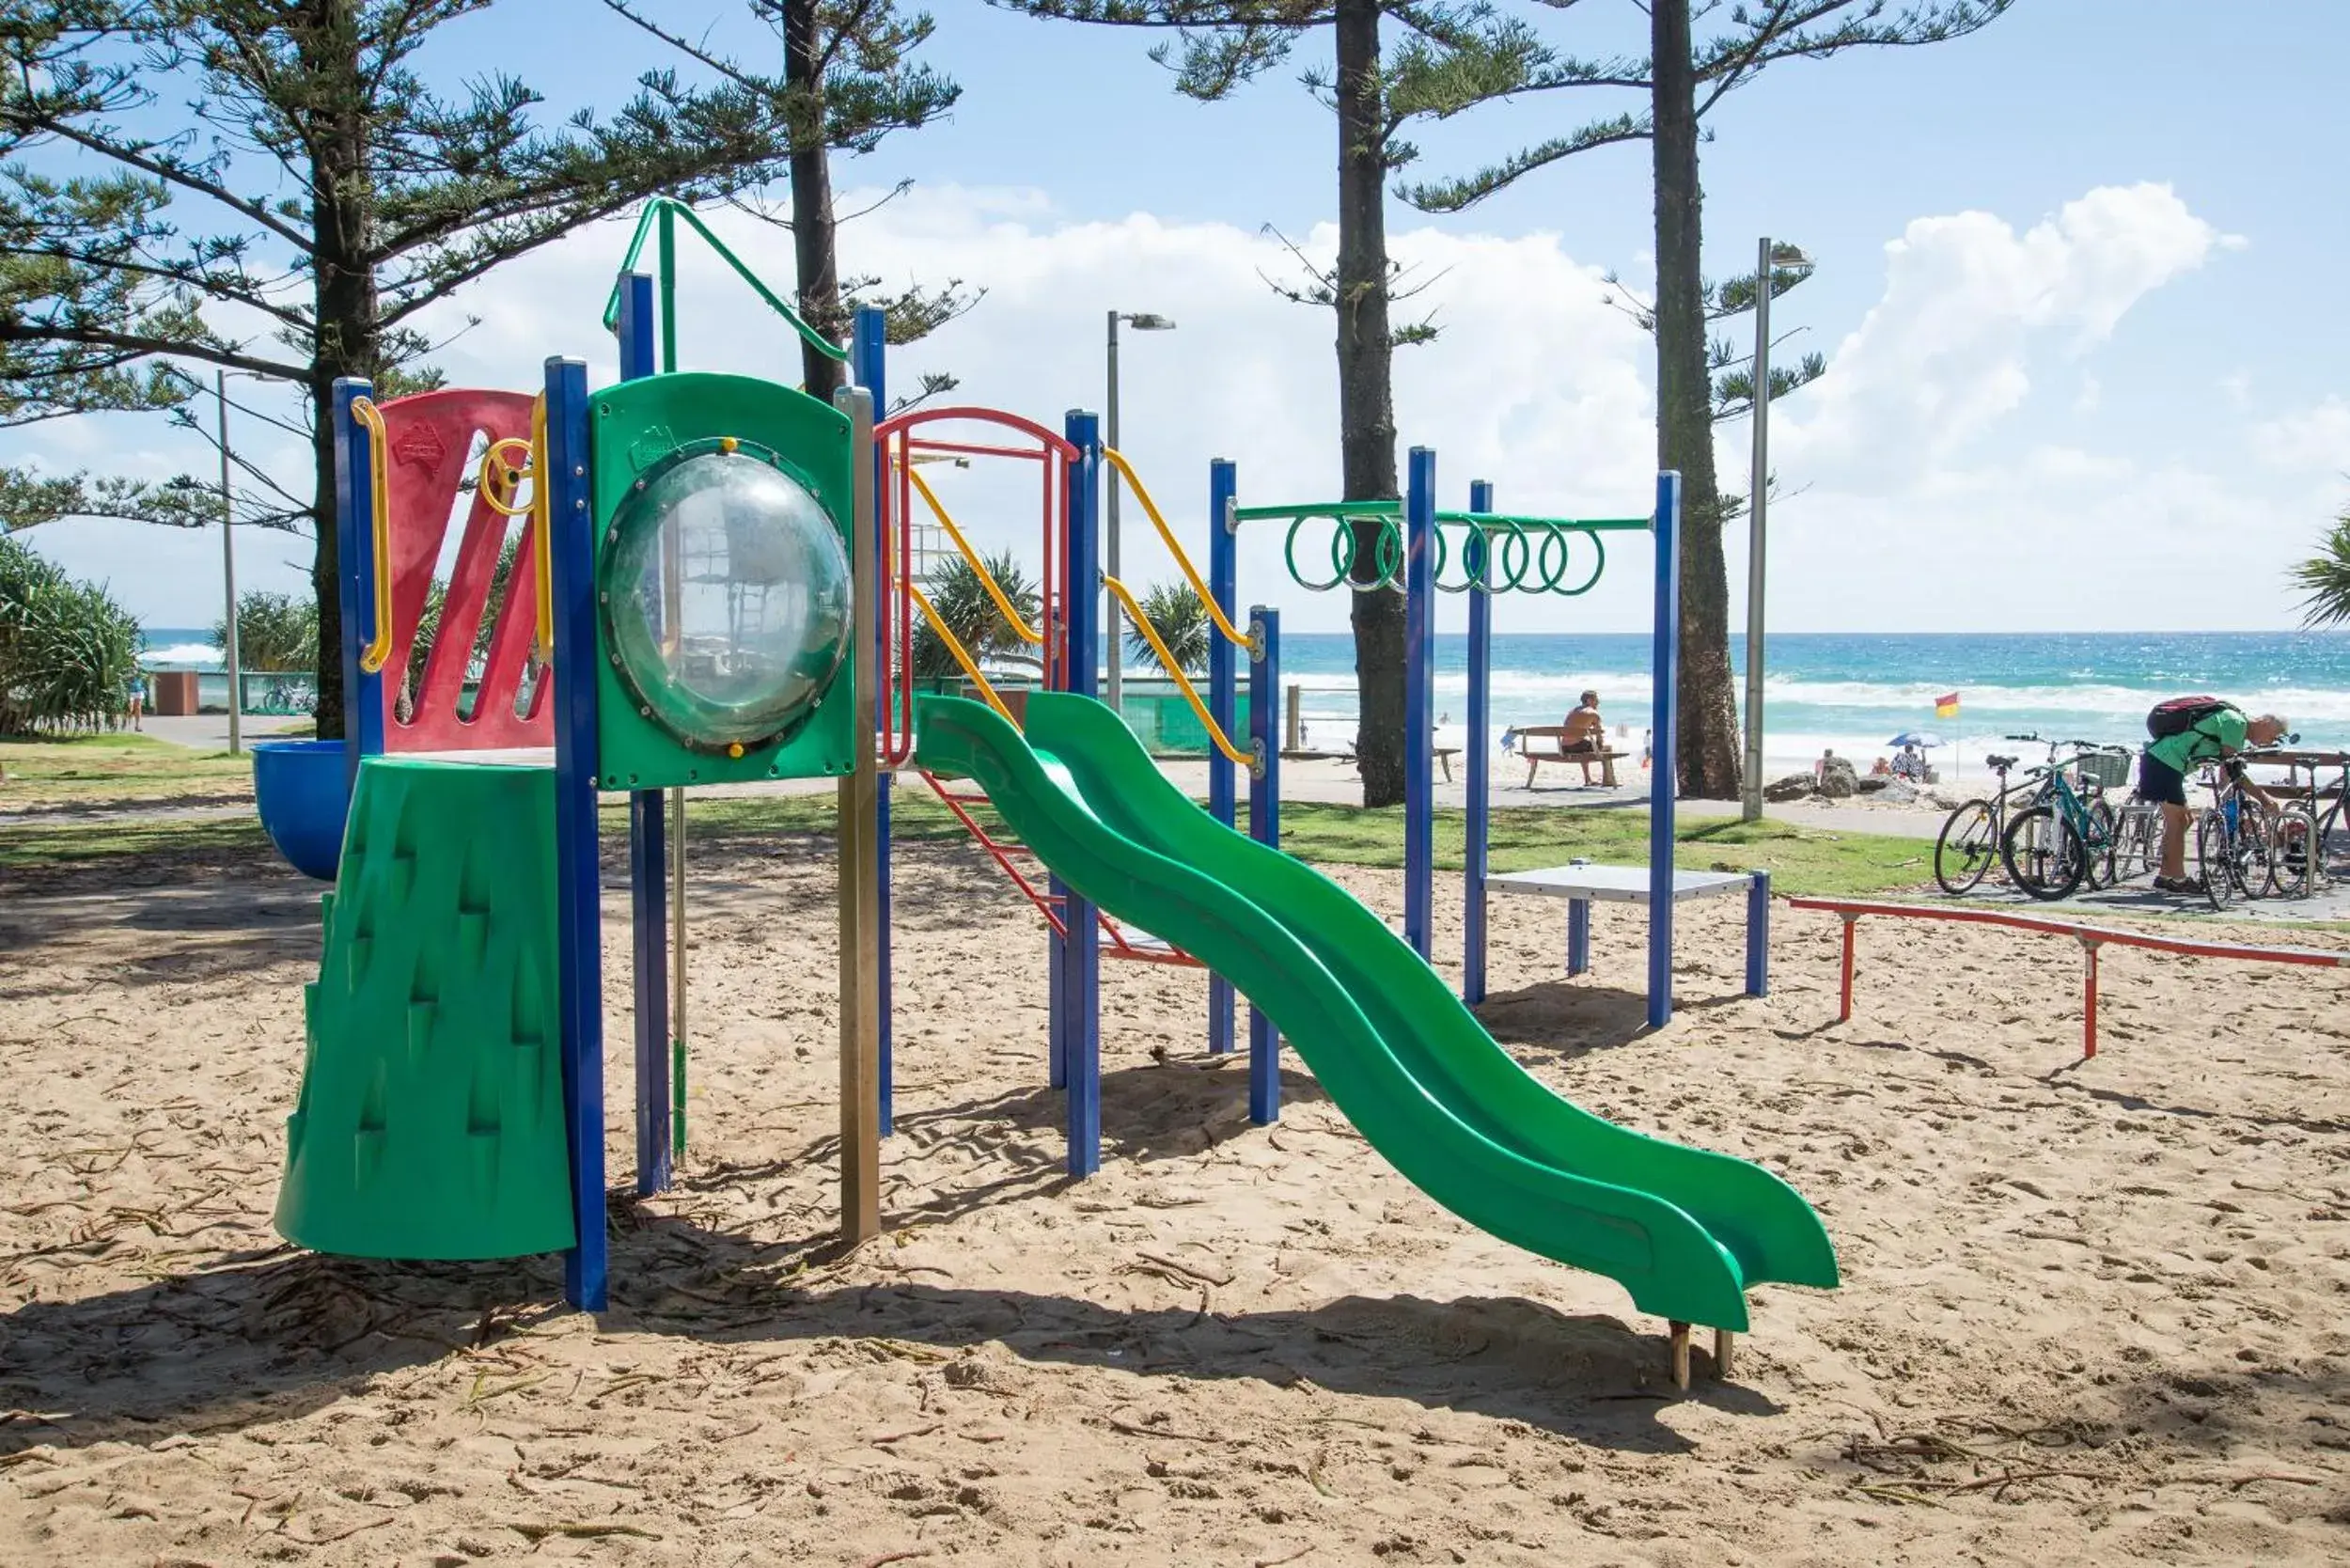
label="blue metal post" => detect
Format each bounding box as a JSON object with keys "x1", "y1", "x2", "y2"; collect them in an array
[
  {"x1": 1060, "y1": 409, "x2": 1104, "y2": 1176},
  {"x1": 852, "y1": 305, "x2": 895, "y2": 1132},
  {"x1": 1648, "y1": 471, "x2": 1684, "y2": 1030},
  {"x1": 1206, "y1": 459, "x2": 1239, "y2": 1056},
  {"x1": 544, "y1": 355, "x2": 606, "y2": 1310},
  {"x1": 1568, "y1": 899, "x2": 1590, "y2": 977},
  {"x1": 1464, "y1": 479, "x2": 1493, "y2": 1004},
  {"x1": 1746, "y1": 870, "x2": 1771, "y2": 996},
  {"x1": 331, "y1": 378, "x2": 383, "y2": 778},
  {"x1": 1247, "y1": 606, "x2": 1281, "y2": 1123},
  {"x1": 616, "y1": 274, "x2": 671, "y2": 1196},
  {"x1": 1403, "y1": 447, "x2": 1436, "y2": 960}
]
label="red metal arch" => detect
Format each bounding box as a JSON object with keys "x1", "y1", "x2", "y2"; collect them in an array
[{"x1": 875, "y1": 406, "x2": 1074, "y2": 766}]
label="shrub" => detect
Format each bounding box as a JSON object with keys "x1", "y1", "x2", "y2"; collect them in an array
[{"x1": 0, "y1": 537, "x2": 140, "y2": 734}]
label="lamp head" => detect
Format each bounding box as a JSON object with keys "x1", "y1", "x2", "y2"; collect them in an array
[{"x1": 1121, "y1": 312, "x2": 1177, "y2": 331}]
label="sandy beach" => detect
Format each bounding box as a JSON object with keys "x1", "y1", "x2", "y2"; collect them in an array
[{"x1": 5, "y1": 824, "x2": 2349, "y2": 1566}]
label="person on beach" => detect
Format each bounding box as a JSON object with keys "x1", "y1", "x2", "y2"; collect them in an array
[
  {"x1": 1559, "y1": 689, "x2": 1614, "y2": 786},
  {"x1": 124, "y1": 669, "x2": 144, "y2": 730},
  {"x1": 2139, "y1": 701, "x2": 2289, "y2": 895}
]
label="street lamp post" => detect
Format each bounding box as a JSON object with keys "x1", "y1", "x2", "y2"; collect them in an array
[
  {"x1": 215, "y1": 369, "x2": 243, "y2": 755},
  {"x1": 1104, "y1": 309, "x2": 1176, "y2": 713},
  {"x1": 1741, "y1": 238, "x2": 1808, "y2": 823}
]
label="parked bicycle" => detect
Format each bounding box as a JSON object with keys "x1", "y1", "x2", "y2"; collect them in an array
[
  {"x1": 2197, "y1": 751, "x2": 2319, "y2": 908},
  {"x1": 2001, "y1": 741, "x2": 2135, "y2": 901},
  {"x1": 1933, "y1": 737, "x2": 2040, "y2": 894}
]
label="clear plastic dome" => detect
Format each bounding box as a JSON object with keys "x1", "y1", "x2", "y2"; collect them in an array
[{"x1": 603, "y1": 448, "x2": 851, "y2": 750}]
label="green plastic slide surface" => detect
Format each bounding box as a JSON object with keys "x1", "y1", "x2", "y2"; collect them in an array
[
  {"x1": 914, "y1": 693, "x2": 1838, "y2": 1330},
  {"x1": 274, "y1": 757, "x2": 574, "y2": 1261}
]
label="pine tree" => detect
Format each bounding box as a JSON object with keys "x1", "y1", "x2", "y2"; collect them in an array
[
  {"x1": 600, "y1": 1, "x2": 974, "y2": 403},
  {"x1": 1402, "y1": 0, "x2": 2014, "y2": 798},
  {"x1": 1, "y1": 1, "x2": 817, "y2": 735},
  {"x1": 986, "y1": 1, "x2": 1571, "y2": 806}
]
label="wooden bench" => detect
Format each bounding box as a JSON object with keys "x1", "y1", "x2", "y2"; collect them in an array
[{"x1": 1512, "y1": 725, "x2": 1626, "y2": 788}]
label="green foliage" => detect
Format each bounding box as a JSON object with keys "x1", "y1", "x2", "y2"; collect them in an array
[
  {"x1": 913, "y1": 550, "x2": 1040, "y2": 680},
  {"x1": 2292, "y1": 505, "x2": 2350, "y2": 628},
  {"x1": 1126, "y1": 580, "x2": 1211, "y2": 677},
  {"x1": 213, "y1": 590, "x2": 317, "y2": 673},
  {"x1": 0, "y1": 534, "x2": 138, "y2": 734}
]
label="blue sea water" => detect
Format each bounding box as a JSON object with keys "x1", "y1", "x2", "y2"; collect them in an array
[
  {"x1": 1269, "y1": 629, "x2": 2350, "y2": 776},
  {"x1": 145, "y1": 619, "x2": 2350, "y2": 775}
]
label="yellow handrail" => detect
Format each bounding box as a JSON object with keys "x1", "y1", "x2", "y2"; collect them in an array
[
  {"x1": 470, "y1": 399, "x2": 556, "y2": 662},
  {"x1": 908, "y1": 583, "x2": 1017, "y2": 726},
  {"x1": 1101, "y1": 573, "x2": 1254, "y2": 768},
  {"x1": 350, "y1": 397, "x2": 396, "y2": 675},
  {"x1": 1101, "y1": 446, "x2": 1251, "y2": 648},
  {"x1": 903, "y1": 465, "x2": 1042, "y2": 648}
]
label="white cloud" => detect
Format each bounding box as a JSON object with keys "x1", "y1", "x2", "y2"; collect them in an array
[
  {"x1": 2253, "y1": 397, "x2": 2350, "y2": 473},
  {"x1": 1774, "y1": 182, "x2": 2221, "y2": 489}
]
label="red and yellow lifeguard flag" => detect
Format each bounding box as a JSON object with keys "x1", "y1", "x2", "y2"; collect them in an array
[{"x1": 1935, "y1": 692, "x2": 1961, "y2": 720}]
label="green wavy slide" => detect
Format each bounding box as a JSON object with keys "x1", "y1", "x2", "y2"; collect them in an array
[{"x1": 914, "y1": 693, "x2": 1838, "y2": 1333}]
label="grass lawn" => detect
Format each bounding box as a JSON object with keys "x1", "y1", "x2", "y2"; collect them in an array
[
  {"x1": 0, "y1": 739, "x2": 1935, "y2": 899},
  {"x1": 629, "y1": 789, "x2": 1934, "y2": 899},
  {"x1": 0, "y1": 731, "x2": 254, "y2": 810}
]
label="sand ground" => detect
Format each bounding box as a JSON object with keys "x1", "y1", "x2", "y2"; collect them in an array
[{"x1": 4, "y1": 828, "x2": 2349, "y2": 1566}]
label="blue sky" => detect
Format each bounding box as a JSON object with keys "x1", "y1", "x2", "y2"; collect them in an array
[{"x1": 16, "y1": 0, "x2": 2350, "y2": 636}]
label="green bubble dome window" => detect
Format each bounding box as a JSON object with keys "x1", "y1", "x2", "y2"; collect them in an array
[{"x1": 601, "y1": 446, "x2": 852, "y2": 752}]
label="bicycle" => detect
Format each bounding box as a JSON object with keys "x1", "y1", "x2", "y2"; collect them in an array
[
  {"x1": 2190, "y1": 760, "x2": 2312, "y2": 910},
  {"x1": 1999, "y1": 741, "x2": 2133, "y2": 902},
  {"x1": 1933, "y1": 736, "x2": 2044, "y2": 894}
]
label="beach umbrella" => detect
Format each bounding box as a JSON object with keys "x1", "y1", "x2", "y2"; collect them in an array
[{"x1": 1888, "y1": 730, "x2": 1944, "y2": 747}]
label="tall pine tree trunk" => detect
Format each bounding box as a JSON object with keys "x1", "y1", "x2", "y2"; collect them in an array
[
  {"x1": 785, "y1": 0, "x2": 847, "y2": 402},
  {"x1": 1651, "y1": 0, "x2": 1741, "y2": 799},
  {"x1": 1335, "y1": 0, "x2": 1404, "y2": 808},
  {"x1": 305, "y1": 0, "x2": 379, "y2": 740}
]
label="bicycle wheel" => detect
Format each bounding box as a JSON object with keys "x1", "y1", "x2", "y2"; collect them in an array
[
  {"x1": 2002, "y1": 806, "x2": 2085, "y2": 901},
  {"x1": 2318, "y1": 800, "x2": 2349, "y2": 876},
  {"x1": 2270, "y1": 808, "x2": 2318, "y2": 899},
  {"x1": 2236, "y1": 808, "x2": 2279, "y2": 901},
  {"x1": 1934, "y1": 800, "x2": 2000, "y2": 895},
  {"x1": 2082, "y1": 798, "x2": 2120, "y2": 890},
  {"x1": 2197, "y1": 812, "x2": 2237, "y2": 911}
]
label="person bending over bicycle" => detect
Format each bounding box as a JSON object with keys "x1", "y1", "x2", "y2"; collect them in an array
[{"x1": 2139, "y1": 700, "x2": 2289, "y2": 894}]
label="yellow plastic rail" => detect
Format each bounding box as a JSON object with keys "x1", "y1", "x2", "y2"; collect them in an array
[
  {"x1": 472, "y1": 398, "x2": 556, "y2": 661},
  {"x1": 904, "y1": 465, "x2": 1043, "y2": 648},
  {"x1": 1102, "y1": 573, "x2": 1254, "y2": 769},
  {"x1": 908, "y1": 583, "x2": 1016, "y2": 726},
  {"x1": 350, "y1": 397, "x2": 396, "y2": 675},
  {"x1": 1101, "y1": 446, "x2": 1251, "y2": 649}
]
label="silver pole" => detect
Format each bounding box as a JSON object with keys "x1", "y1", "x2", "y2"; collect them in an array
[
  {"x1": 216, "y1": 369, "x2": 243, "y2": 755},
  {"x1": 1741, "y1": 237, "x2": 1772, "y2": 823},
  {"x1": 669, "y1": 783, "x2": 686, "y2": 1161},
  {"x1": 1104, "y1": 308, "x2": 1121, "y2": 714}
]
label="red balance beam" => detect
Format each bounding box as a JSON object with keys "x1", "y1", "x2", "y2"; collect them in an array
[{"x1": 1785, "y1": 897, "x2": 2350, "y2": 1060}]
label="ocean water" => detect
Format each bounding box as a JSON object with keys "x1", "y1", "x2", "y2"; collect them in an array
[
  {"x1": 1269, "y1": 630, "x2": 2350, "y2": 778},
  {"x1": 147, "y1": 620, "x2": 2350, "y2": 777}
]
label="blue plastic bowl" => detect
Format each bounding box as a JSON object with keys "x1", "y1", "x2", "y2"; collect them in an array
[{"x1": 252, "y1": 738, "x2": 353, "y2": 881}]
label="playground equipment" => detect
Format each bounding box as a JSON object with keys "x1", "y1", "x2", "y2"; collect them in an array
[
  {"x1": 270, "y1": 196, "x2": 1834, "y2": 1381},
  {"x1": 250, "y1": 736, "x2": 354, "y2": 879},
  {"x1": 1791, "y1": 896, "x2": 2350, "y2": 1059}
]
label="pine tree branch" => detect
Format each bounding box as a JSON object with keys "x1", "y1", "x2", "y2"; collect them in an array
[
  {"x1": 27, "y1": 118, "x2": 317, "y2": 256},
  {"x1": 0, "y1": 322, "x2": 306, "y2": 384}
]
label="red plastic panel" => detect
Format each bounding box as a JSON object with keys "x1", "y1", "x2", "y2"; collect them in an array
[{"x1": 371, "y1": 389, "x2": 548, "y2": 752}]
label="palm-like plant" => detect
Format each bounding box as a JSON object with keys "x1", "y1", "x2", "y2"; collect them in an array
[
  {"x1": 913, "y1": 549, "x2": 1041, "y2": 679},
  {"x1": 1126, "y1": 581, "x2": 1211, "y2": 677},
  {"x1": 0, "y1": 537, "x2": 139, "y2": 734},
  {"x1": 213, "y1": 591, "x2": 318, "y2": 672},
  {"x1": 2293, "y1": 504, "x2": 2350, "y2": 626}
]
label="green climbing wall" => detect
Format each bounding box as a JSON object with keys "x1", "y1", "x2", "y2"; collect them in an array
[{"x1": 274, "y1": 756, "x2": 575, "y2": 1260}]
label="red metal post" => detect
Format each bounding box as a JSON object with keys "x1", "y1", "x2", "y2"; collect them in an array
[
  {"x1": 2082, "y1": 937, "x2": 2100, "y2": 1059},
  {"x1": 1839, "y1": 914, "x2": 1857, "y2": 1023}
]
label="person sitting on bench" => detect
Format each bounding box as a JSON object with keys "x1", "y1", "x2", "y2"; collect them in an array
[{"x1": 1559, "y1": 690, "x2": 1614, "y2": 785}]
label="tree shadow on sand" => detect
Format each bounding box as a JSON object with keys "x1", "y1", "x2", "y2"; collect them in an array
[{"x1": 0, "y1": 1200, "x2": 1766, "y2": 1468}]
